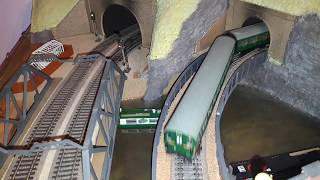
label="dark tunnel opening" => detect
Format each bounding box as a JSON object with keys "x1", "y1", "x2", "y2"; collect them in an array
[
  {"x1": 103, "y1": 4, "x2": 139, "y2": 36},
  {"x1": 242, "y1": 17, "x2": 263, "y2": 27},
  {"x1": 240, "y1": 17, "x2": 271, "y2": 53}
]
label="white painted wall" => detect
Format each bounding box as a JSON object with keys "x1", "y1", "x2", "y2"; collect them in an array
[{"x1": 0, "y1": 0, "x2": 32, "y2": 64}]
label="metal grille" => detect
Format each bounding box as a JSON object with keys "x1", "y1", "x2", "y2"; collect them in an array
[
  {"x1": 29, "y1": 54, "x2": 59, "y2": 70},
  {"x1": 32, "y1": 40, "x2": 64, "y2": 56}
]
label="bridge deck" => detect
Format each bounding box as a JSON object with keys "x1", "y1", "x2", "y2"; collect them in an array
[
  {"x1": 0, "y1": 25, "x2": 140, "y2": 180},
  {"x1": 0, "y1": 59, "x2": 117, "y2": 179}
]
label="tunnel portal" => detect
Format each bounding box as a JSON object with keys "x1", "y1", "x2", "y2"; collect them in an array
[{"x1": 103, "y1": 4, "x2": 139, "y2": 35}]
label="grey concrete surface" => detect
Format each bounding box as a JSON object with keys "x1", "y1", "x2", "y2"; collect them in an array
[
  {"x1": 144, "y1": 0, "x2": 227, "y2": 103},
  {"x1": 52, "y1": 0, "x2": 91, "y2": 39},
  {"x1": 242, "y1": 14, "x2": 320, "y2": 119}
]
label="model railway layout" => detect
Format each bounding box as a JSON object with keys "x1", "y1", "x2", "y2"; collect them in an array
[
  {"x1": 1, "y1": 18, "x2": 317, "y2": 179},
  {"x1": 154, "y1": 22, "x2": 319, "y2": 179},
  {"x1": 164, "y1": 22, "x2": 269, "y2": 159},
  {"x1": 0, "y1": 25, "x2": 141, "y2": 180},
  {"x1": 153, "y1": 23, "x2": 271, "y2": 180},
  {"x1": 153, "y1": 49, "x2": 270, "y2": 180}
]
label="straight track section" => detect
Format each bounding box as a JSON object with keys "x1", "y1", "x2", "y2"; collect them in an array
[
  {"x1": 51, "y1": 69, "x2": 103, "y2": 180},
  {"x1": 8, "y1": 62, "x2": 93, "y2": 180}
]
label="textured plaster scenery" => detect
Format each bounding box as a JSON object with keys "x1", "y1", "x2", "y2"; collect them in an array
[
  {"x1": 243, "y1": 14, "x2": 320, "y2": 119},
  {"x1": 144, "y1": 0, "x2": 227, "y2": 102},
  {"x1": 150, "y1": 0, "x2": 201, "y2": 60},
  {"x1": 31, "y1": 0, "x2": 79, "y2": 32},
  {"x1": 242, "y1": 0, "x2": 320, "y2": 16}
]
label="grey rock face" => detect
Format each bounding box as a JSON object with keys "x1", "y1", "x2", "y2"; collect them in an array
[
  {"x1": 31, "y1": 30, "x2": 54, "y2": 44},
  {"x1": 243, "y1": 14, "x2": 320, "y2": 119},
  {"x1": 144, "y1": 0, "x2": 227, "y2": 102}
]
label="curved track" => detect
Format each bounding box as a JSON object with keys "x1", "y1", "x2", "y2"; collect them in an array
[{"x1": 152, "y1": 49, "x2": 268, "y2": 180}]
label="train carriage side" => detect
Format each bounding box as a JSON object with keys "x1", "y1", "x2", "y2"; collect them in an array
[
  {"x1": 164, "y1": 36, "x2": 236, "y2": 159},
  {"x1": 229, "y1": 22, "x2": 270, "y2": 53},
  {"x1": 119, "y1": 108, "x2": 161, "y2": 129}
]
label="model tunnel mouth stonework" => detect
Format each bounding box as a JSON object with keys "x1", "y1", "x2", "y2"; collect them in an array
[{"x1": 103, "y1": 4, "x2": 140, "y2": 36}]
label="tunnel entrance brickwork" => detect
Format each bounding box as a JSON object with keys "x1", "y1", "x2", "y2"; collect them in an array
[
  {"x1": 85, "y1": 0, "x2": 156, "y2": 47},
  {"x1": 225, "y1": 0, "x2": 295, "y2": 64},
  {"x1": 225, "y1": 1, "x2": 320, "y2": 119}
]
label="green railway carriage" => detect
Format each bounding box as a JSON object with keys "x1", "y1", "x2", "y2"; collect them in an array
[
  {"x1": 118, "y1": 108, "x2": 161, "y2": 129},
  {"x1": 229, "y1": 22, "x2": 270, "y2": 53},
  {"x1": 164, "y1": 36, "x2": 236, "y2": 159},
  {"x1": 164, "y1": 23, "x2": 270, "y2": 159}
]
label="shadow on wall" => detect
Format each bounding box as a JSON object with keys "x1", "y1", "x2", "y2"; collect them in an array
[
  {"x1": 242, "y1": 14, "x2": 320, "y2": 119},
  {"x1": 242, "y1": 17, "x2": 263, "y2": 26}
]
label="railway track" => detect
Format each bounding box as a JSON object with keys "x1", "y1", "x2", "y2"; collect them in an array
[
  {"x1": 50, "y1": 69, "x2": 103, "y2": 180},
  {"x1": 173, "y1": 155, "x2": 204, "y2": 180},
  {"x1": 9, "y1": 62, "x2": 93, "y2": 180},
  {"x1": 168, "y1": 55, "x2": 242, "y2": 180},
  {"x1": 3, "y1": 24, "x2": 141, "y2": 180}
]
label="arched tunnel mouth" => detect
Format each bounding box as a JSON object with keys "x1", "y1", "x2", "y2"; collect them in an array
[
  {"x1": 242, "y1": 17, "x2": 264, "y2": 27},
  {"x1": 241, "y1": 17, "x2": 271, "y2": 53},
  {"x1": 103, "y1": 4, "x2": 141, "y2": 36}
]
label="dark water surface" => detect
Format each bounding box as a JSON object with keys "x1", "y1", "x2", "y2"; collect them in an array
[
  {"x1": 110, "y1": 98, "x2": 163, "y2": 180},
  {"x1": 221, "y1": 85, "x2": 320, "y2": 163},
  {"x1": 110, "y1": 130, "x2": 154, "y2": 180}
]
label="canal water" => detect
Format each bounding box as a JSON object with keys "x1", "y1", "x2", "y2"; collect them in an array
[
  {"x1": 109, "y1": 99, "x2": 162, "y2": 180},
  {"x1": 110, "y1": 130, "x2": 154, "y2": 180},
  {"x1": 110, "y1": 85, "x2": 320, "y2": 179},
  {"x1": 221, "y1": 85, "x2": 320, "y2": 163}
]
